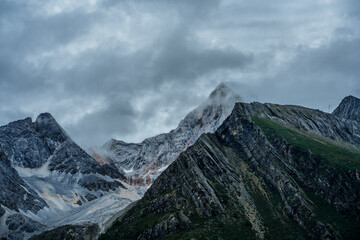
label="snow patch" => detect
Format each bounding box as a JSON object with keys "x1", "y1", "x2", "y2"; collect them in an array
[
  {"x1": 123, "y1": 168, "x2": 134, "y2": 174},
  {"x1": 157, "y1": 165, "x2": 169, "y2": 173},
  {"x1": 15, "y1": 161, "x2": 51, "y2": 178}
]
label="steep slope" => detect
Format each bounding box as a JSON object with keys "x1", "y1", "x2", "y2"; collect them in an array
[
  {"x1": 332, "y1": 95, "x2": 360, "y2": 121},
  {"x1": 97, "y1": 83, "x2": 242, "y2": 187},
  {"x1": 29, "y1": 224, "x2": 99, "y2": 240},
  {"x1": 0, "y1": 113, "x2": 141, "y2": 240},
  {"x1": 0, "y1": 152, "x2": 46, "y2": 215},
  {"x1": 101, "y1": 101, "x2": 360, "y2": 240},
  {"x1": 0, "y1": 152, "x2": 47, "y2": 240}
]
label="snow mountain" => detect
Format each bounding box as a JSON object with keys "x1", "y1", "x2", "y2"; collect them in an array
[
  {"x1": 95, "y1": 83, "x2": 243, "y2": 188},
  {"x1": 0, "y1": 113, "x2": 141, "y2": 240}
]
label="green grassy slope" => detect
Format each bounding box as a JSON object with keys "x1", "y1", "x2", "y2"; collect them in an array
[
  {"x1": 251, "y1": 116, "x2": 360, "y2": 171},
  {"x1": 252, "y1": 116, "x2": 360, "y2": 239}
]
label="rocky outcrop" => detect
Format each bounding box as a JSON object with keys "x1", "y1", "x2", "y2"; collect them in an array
[
  {"x1": 35, "y1": 113, "x2": 68, "y2": 144},
  {"x1": 333, "y1": 95, "x2": 360, "y2": 121},
  {"x1": 101, "y1": 101, "x2": 360, "y2": 240}
]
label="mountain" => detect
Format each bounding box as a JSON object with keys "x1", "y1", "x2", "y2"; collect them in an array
[
  {"x1": 95, "y1": 83, "x2": 242, "y2": 187},
  {"x1": 1, "y1": 83, "x2": 243, "y2": 239},
  {"x1": 101, "y1": 102, "x2": 360, "y2": 240},
  {"x1": 332, "y1": 95, "x2": 360, "y2": 121},
  {"x1": 0, "y1": 113, "x2": 141, "y2": 240}
]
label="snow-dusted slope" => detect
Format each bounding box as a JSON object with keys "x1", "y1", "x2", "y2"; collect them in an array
[
  {"x1": 0, "y1": 113, "x2": 141, "y2": 240},
  {"x1": 96, "y1": 83, "x2": 243, "y2": 188}
]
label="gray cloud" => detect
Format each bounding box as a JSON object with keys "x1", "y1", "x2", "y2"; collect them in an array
[{"x1": 0, "y1": 0, "x2": 359, "y2": 146}]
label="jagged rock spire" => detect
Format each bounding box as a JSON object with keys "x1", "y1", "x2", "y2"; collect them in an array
[{"x1": 35, "y1": 112, "x2": 68, "y2": 142}]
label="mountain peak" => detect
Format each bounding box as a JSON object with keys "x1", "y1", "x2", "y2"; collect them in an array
[
  {"x1": 208, "y1": 83, "x2": 242, "y2": 104},
  {"x1": 35, "y1": 112, "x2": 68, "y2": 141},
  {"x1": 343, "y1": 95, "x2": 360, "y2": 102},
  {"x1": 35, "y1": 112, "x2": 56, "y2": 124},
  {"x1": 332, "y1": 95, "x2": 360, "y2": 121},
  {"x1": 209, "y1": 83, "x2": 231, "y2": 99}
]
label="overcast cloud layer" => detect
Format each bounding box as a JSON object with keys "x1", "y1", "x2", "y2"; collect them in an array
[{"x1": 1, "y1": 0, "x2": 359, "y2": 146}]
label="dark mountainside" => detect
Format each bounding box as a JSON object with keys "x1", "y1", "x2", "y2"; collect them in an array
[
  {"x1": 28, "y1": 224, "x2": 99, "y2": 240},
  {"x1": 332, "y1": 95, "x2": 360, "y2": 122},
  {"x1": 101, "y1": 101, "x2": 360, "y2": 240}
]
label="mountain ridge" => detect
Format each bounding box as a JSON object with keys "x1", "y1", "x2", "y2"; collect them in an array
[
  {"x1": 95, "y1": 83, "x2": 243, "y2": 188},
  {"x1": 3, "y1": 90, "x2": 360, "y2": 240},
  {"x1": 101, "y1": 100, "x2": 360, "y2": 240}
]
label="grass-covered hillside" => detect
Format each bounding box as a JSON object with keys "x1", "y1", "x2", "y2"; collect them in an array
[{"x1": 251, "y1": 116, "x2": 360, "y2": 171}]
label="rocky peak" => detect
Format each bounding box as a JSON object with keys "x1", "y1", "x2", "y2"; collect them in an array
[
  {"x1": 207, "y1": 83, "x2": 242, "y2": 104},
  {"x1": 35, "y1": 112, "x2": 56, "y2": 124},
  {"x1": 332, "y1": 95, "x2": 360, "y2": 121},
  {"x1": 35, "y1": 112, "x2": 68, "y2": 142}
]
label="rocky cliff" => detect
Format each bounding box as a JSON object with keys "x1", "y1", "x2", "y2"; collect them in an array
[{"x1": 101, "y1": 101, "x2": 360, "y2": 240}]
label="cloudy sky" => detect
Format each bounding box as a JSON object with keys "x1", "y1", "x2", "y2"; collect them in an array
[{"x1": 1, "y1": 0, "x2": 359, "y2": 147}]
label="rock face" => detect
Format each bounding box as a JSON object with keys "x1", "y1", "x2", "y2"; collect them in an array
[
  {"x1": 332, "y1": 95, "x2": 360, "y2": 121},
  {"x1": 0, "y1": 113, "x2": 140, "y2": 240},
  {"x1": 0, "y1": 152, "x2": 47, "y2": 213},
  {"x1": 101, "y1": 101, "x2": 360, "y2": 240},
  {"x1": 97, "y1": 83, "x2": 242, "y2": 187},
  {"x1": 1, "y1": 214, "x2": 46, "y2": 240}
]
